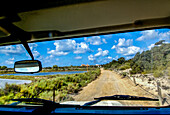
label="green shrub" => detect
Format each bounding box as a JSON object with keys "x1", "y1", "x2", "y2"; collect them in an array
[
  {"x1": 141, "y1": 71, "x2": 147, "y2": 74},
  {"x1": 130, "y1": 70, "x2": 136, "y2": 74},
  {"x1": 119, "y1": 62, "x2": 131, "y2": 70},
  {"x1": 121, "y1": 72, "x2": 127, "y2": 77},
  {"x1": 153, "y1": 70, "x2": 163, "y2": 78},
  {"x1": 167, "y1": 67, "x2": 170, "y2": 76},
  {"x1": 0, "y1": 68, "x2": 101, "y2": 104}
]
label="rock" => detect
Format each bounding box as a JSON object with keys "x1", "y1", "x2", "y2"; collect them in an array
[
  {"x1": 162, "y1": 85, "x2": 169, "y2": 90},
  {"x1": 148, "y1": 78, "x2": 152, "y2": 81}
]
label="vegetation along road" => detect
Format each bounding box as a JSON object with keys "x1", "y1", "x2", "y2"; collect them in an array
[{"x1": 74, "y1": 68, "x2": 158, "y2": 106}]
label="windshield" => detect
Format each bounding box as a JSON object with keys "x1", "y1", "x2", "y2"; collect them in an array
[{"x1": 0, "y1": 28, "x2": 169, "y2": 107}]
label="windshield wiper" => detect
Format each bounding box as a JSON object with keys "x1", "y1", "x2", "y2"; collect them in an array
[
  {"x1": 94, "y1": 95, "x2": 159, "y2": 101},
  {"x1": 83, "y1": 95, "x2": 159, "y2": 106},
  {"x1": 11, "y1": 98, "x2": 58, "y2": 104}
]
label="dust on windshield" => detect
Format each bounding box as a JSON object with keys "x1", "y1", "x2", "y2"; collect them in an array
[{"x1": 0, "y1": 28, "x2": 169, "y2": 106}]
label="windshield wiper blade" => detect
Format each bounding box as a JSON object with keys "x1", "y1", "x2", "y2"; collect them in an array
[
  {"x1": 12, "y1": 98, "x2": 58, "y2": 105},
  {"x1": 83, "y1": 95, "x2": 158, "y2": 106},
  {"x1": 94, "y1": 95, "x2": 159, "y2": 101}
]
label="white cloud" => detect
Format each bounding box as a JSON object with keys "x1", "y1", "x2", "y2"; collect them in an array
[
  {"x1": 45, "y1": 55, "x2": 54, "y2": 59},
  {"x1": 54, "y1": 39, "x2": 76, "y2": 52},
  {"x1": 48, "y1": 40, "x2": 90, "y2": 56},
  {"x1": 117, "y1": 38, "x2": 133, "y2": 47},
  {"x1": 29, "y1": 43, "x2": 38, "y2": 51},
  {"x1": 85, "y1": 36, "x2": 102, "y2": 45},
  {"x1": 136, "y1": 30, "x2": 159, "y2": 41},
  {"x1": 47, "y1": 39, "x2": 76, "y2": 56},
  {"x1": 113, "y1": 55, "x2": 119, "y2": 60},
  {"x1": 148, "y1": 43, "x2": 162, "y2": 50},
  {"x1": 5, "y1": 60, "x2": 14, "y2": 65},
  {"x1": 94, "y1": 56, "x2": 114, "y2": 64},
  {"x1": 102, "y1": 50, "x2": 109, "y2": 56},
  {"x1": 47, "y1": 50, "x2": 69, "y2": 56},
  {"x1": 85, "y1": 36, "x2": 107, "y2": 45},
  {"x1": 107, "y1": 56, "x2": 113, "y2": 60},
  {"x1": 56, "y1": 58, "x2": 59, "y2": 61},
  {"x1": 136, "y1": 30, "x2": 170, "y2": 42},
  {"x1": 32, "y1": 50, "x2": 42, "y2": 59},
  {"x1": 47, "y1": 40, "x2": 74, "y2": 56},
  {"x1": 88, "y1": 48, "x2": 109, "y2": 62},
  {"x1": 28, "y1": 43, "x2": 43, "y2": 60},
  {"x1": 148, "y1": 44, "x2": 155, "y2": 50},
  {"x1": 74, "y1": 56, "x2": 82, "y2": 59},
  {"x1": 117, "y1": 38, "x2": 125, "y2": 46},
  {"x1": 74, "y1": 42, "x2": 90, "y2": 54},
  {"x1": 44, "y1": 55, "x2": 54, "y2": 63},
  {"x1": 159, "y1": 31, "x2": 170, "y2": 41},
  {"x1": 5, "y1": 57, "x2": 15, "y2": 65},
  {"x1": 94, "y1": 48, "x2": 109, "y2": 57},
  {"x1": 116, "y1": 46, "x2": 141, "y2": 56},
  {"x1": 88, "y1": 54, "x2": 95, "y2": 61},
  {"x1": 136, "y1": 30, "x2": 158, "y2": 41},
  {"x1": 9, "y1": 57, "x2": 15, "y2": 61},
  {"x1": 0, "y1": 45, "x2": 25, "y2": 55},
  {"x1": 125, "y1": 46, "x2": 141, "y2": 56},
  {"x1": 111, "y1": 38, "x2": 141, "y2": 56},
  {"x1": 111, "y1": 45, "x2": 116, "y2": 49},
  {"x1": 102, "y1": 38, "x2": 107, "y2": 44}
]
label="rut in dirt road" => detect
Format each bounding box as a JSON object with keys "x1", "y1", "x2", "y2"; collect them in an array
[{"x1": 74, "y1": 69, "x2": 157, "y2": 106}]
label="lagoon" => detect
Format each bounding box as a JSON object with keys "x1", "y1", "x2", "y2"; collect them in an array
[
  {"x1": 0, "y1": 71, "x2": 87, "y2": 76},
  {"x1": 0, "y1": 78, "x2": 32, "y2": 89}
]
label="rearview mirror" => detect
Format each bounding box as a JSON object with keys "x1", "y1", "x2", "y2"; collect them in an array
[{"x1": 14, "y1": 60, "x2": 42, "y2": 73}]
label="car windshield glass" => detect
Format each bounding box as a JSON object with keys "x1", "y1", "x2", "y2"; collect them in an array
[{"x1": 0, "y1": 28, "x2": 169, "y2": 107}]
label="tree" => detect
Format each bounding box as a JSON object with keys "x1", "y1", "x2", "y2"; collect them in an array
[
  {"x1": 118, "y1": 57, "x2": 125, "y2": 64},
  {"x1": 1, "y1": 66, "x2": 7, "y2": 70},
  {"x1": 155, "y1": 40, "x2": 165, "y2": 45},
  {"x1": 53, "y1": 65, "x2": 58, "y2": 70},
  {"x1": 133, "y1": 52, "x2": 141, "y2": 62}
]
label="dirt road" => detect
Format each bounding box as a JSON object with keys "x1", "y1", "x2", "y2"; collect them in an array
[{"x1": 74, "y1": 69, "x2": 157, "y2": 106}]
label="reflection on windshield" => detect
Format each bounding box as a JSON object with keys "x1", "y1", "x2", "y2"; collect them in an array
[{"x1": 0, "y1": 28, "x2": 169, "y2": 106}]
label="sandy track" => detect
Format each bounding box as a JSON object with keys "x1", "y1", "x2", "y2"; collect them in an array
[{"x1": 74, "y1": 69, "x2": 157, "y2": 106}]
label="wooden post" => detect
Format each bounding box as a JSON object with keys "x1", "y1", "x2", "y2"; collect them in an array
[
  {"x1": 142, "y1": 77, "x2": 144, "y2": 82},
  {"x1": 157, "y1": 81, "x2": 163, "y2": 106},
  {"x1": 53, "y1": 87, "x2": 55, "y2": 102},
  {"x1": 132, "y1": 75, "x2": 137, "y2": 86}
]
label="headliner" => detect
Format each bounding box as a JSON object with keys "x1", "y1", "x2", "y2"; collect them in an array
[{"x1": 0, "y1": 0, "x2": 170, "y2": 45}]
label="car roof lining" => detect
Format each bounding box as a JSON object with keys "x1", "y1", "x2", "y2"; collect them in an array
[{"x1": 0, "y1": 0, "x2": 170, "y2": 45}]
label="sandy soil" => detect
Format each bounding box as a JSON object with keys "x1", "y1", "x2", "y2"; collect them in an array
[{"x1": 73, "y1": 69, "x2": 158, "y2": 106}]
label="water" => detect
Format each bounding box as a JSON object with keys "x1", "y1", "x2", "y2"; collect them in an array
[
  {"x1": 0, "y1": 78, "x2": 32, "y2": 89},
  {"x1": 0, "y1": 71, "x2": 87, "y2": 76},
  {"x1": 0, "y1": 71, "x2": 86, "y2": 89}
]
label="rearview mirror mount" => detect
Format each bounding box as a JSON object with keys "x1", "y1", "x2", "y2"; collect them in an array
[{"x1": 14, "y1": 60, "x2": 42, "y2": 73}]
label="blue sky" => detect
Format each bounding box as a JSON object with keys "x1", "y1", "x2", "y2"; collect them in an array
[{"x1": 0, "y1": 28, "x2": 170, "y2": 68}]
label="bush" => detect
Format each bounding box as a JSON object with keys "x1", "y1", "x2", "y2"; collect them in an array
[
  {"x1": 0, "y1": 68, "x2": 101, "y2": 104},
  {"x1": 141, "y1": 71, "x2": 147, "y2": 75},
  {"x1": 119, "y1": 65, "x2": 130, "y2": 70},
  {"x1": 153, "y1": 70, "x2": 163, "y2": 78},
  {"x1": 130, "y1": 70, "x2": 136, "y2": 74},
  {"x1": 119, "y1": 62, "x2": 131, "y2": 70},
  {"x1": 121, "y1": 72, "x2": 127, "y2": 77},
  {"x1": 167, "y1": 67, "x2": 170, "y2": 76}
]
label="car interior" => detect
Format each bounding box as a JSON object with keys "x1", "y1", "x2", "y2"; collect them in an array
[{"x1": 0, "y1": 0, "x2": 169, "y2": 114}]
